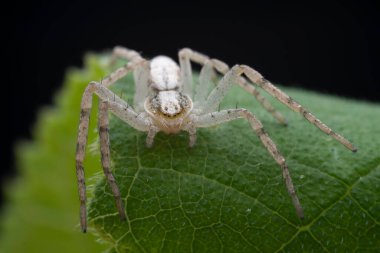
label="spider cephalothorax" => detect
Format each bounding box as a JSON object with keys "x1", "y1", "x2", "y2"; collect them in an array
[
  {"x1": 146, "y1": 91, "x2": 192, "y2": 118},
  {"x1": 145, "y1": 90, "x2": 193, "y2": 133},
  {"x1": 75, "y1": 46, "x2": 357, "y2": 232}
]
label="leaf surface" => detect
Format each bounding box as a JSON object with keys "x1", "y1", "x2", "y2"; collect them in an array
[
  {"x1": 88, "y1": 57, "x2": 380, "y2": 252},
  {"x1": 0, "y1": 56, "x2": 107, "y2": 252},
  {"x1": 2, "y1": 55, "x2": 379, "y2": 253}
]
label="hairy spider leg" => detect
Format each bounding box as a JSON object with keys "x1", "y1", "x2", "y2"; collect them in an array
[
  {"x1": 178, "y1": 48, "x2": 287, "y2": 125},
  {"x1": 110, "y1": 46, "x2": 150, "y2": 112},
  {"x1": 194, "y1": 108, "x2": 304, "y2": 218},
  {"x1": 98, "y1": 101, "x2": 126, "y2": 221},
  {"x1": 239, "y1": 65, "x2": 357, "y2": 152},
  {"x1": 75, "y1": 62, "x2": 150, "y2": 232}
]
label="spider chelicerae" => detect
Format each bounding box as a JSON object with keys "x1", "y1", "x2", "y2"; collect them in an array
[{"x1": 75, "y1": 46, "x2": 356, "y2": 232}]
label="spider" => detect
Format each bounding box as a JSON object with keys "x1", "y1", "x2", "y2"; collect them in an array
[{"x1": 75, "y1": 46, "x2": 357, "y2": 232}]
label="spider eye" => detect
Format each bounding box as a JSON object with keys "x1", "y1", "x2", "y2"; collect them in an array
[{"x1": 164, "y1": 106, "x2": 168, "y2": 111}]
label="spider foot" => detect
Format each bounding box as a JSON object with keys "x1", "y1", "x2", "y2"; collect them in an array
[{"x1": 146, "y1": 138, "x2": 154, "y2": 148}]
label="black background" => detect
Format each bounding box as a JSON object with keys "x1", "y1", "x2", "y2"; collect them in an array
[{"x1": 3, "y1": 0, "x2": 380, "y2": 205}]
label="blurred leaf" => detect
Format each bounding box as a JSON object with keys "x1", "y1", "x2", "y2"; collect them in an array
[
  {"x1": 88, "y1": 57, "x2": 380, "y2": 252},
  {"x1": 0, "y1": 55, "x2": 108, "y2": 252}
]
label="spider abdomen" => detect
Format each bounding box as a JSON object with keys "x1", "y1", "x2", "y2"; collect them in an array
[{"x1": 150, "y1": 56, "x2": 180, "y2": 91}]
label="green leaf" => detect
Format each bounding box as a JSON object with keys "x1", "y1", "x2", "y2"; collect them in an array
[
  {"x1": 2, "y1": 54, "x2": 379, "y2": 253},
  {"x1": 87, "y1": 57, "x2": 380, "y2": 252},
  {"x1": 0, "y1": 55, "x2": 108, "y2": 252}
]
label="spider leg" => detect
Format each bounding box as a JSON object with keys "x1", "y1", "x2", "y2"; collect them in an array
[
  {"x1": 109, "y1": 46, "x2": 150, "y2": 112},
  {"x1": 110, "y1": 46, "x2": 143, "y2": 64},
  {"x1": 98, "y1": 101, "x2": 126, "y2": 221},
  {"x1": 132, "y1": 60, "x2": 150, "y2": 112},
  {"x1": 202, "y1": 65, "x2": 356, "y2": 152},
  {"x1": 200, "y1": 66, "x2": 239, "y2": 114},
  {"x1": 194, "y1": 108, "x2": 304, "y2": 218},
  {"x1": 238, "y1": 65, "x2": 357, "y2": 152},
  {"x1": 76, "y1": 63, "x2": 150, "y2": 232},
  {"x1": 236, "y1": 77, "x2": 288, "y2": 125},
  {"x1": 178, "y1": 48, "x2": 287, "y2": 124},
  {"x1": 193, "y1": 61, "x2": 216, "y2": 109}
]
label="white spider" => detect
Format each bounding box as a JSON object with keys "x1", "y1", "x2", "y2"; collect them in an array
[{"x1": 75, "y1": 46, "x2": 356, "y2": 232}]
